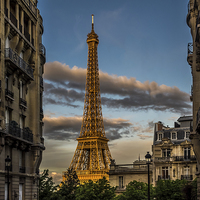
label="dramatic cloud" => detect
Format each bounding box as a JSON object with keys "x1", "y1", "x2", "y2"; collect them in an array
[
  {"x1": 44, "y1": 61, "x2": 191, "y2": 114},
  {"x1": 44, "y1": 116, "x2": 133, "y2": 141}
]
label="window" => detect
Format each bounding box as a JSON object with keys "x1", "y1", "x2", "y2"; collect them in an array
[
  {"x1": 173, "y1": 169, "x2": 176, "y2": 177},
  {"x1": 162, "y1": 167, "x2": 169, "y2": 179},
  {"x1": 19, "y1": 115, "x2": 25, "y2": 129},
  {"x1": 184, "y1": 148, "x2": 191, "y2": 160},
  {"x1": 172, "y1": 132, "x2": 176, "y2": 139},
  {"x1": 184, "y1": 166, "x2": 190, "y2": 176},
  {"x1": 162, "y1": 149, "x2": 171, "y2": 157},
  {"x1": 19, "y1": 150, "x2": 25, "y2": 173},
  {"x1": 19, "y1": 184, "x2": 23, "y2": 200},
  {"x1": 119, "y1": 176, "x2": 123, "y2": 189},
  {"x1": 186, "y1": 132, "x2": 190, "y2": 139},
  {"x1": 5, "y1": 108, "x2": 12, "y2": 124},
  {"x1": 158, "y1": 133, "x2": 163, "y2": 141},
  {"x1": 5, "y1": 37, "x2": 9, "y2": 48},
  {"x1": 5, "y1": 75, "x2": 9, "y2": 90}
]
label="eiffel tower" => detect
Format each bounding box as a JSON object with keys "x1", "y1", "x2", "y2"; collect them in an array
[{"x1": 65, "y1": 15, "x2": 112, "y2": 183}]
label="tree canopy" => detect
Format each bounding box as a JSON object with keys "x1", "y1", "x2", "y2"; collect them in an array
[{"x1": 39, "y1": 169, "x2": 197, "y2": 200}]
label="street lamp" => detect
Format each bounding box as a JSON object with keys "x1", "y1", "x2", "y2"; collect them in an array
[
  {"x1": 5, "y1": 155, "x2": 11, "y2": 200},
  {"x1": 145, "y1": 152, "x2": 152, "y2": 200}
]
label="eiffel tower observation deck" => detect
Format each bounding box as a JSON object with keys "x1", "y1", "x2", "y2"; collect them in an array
[{"x1": 64, "y1": 15, "x2": 112, "y2": 183}]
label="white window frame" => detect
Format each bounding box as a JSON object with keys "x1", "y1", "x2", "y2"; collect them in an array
[
  {"x1": 171, "y1": 132, "x2": 176, "y2": 140},
  {"x1": 185, "y1": 131, "x2": 190, "y2": 139},
  {"x1": 157, "y1": 133, "x2": 163, "y2": 141}
]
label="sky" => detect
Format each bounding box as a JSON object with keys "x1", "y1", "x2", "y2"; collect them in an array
[{"x1": 38, "y1": 0, "x2": 192, "y2": 184}]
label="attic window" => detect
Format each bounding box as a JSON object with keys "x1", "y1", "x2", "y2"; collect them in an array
[
  {"x1": 186, "y1": 132, "x2": 190, "y2": 139},
  {"x1": 158, "y1": 133, "x2": 163, "y2": 141},
  {"x1": 172, "y1": 132, "x2": 176, "y2": 140}
]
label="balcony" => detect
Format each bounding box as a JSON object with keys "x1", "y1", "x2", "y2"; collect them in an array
[
  {"x1": 5, "y1": 89, "x2": 14, "y2": 102},
  {"x1": 181, "y1": 175, "x2": 193, "y2": 181},
  {"x1": 23, "y1": 127, "x2": 33, "y2": 142},
  {"x1": 19, "y1": 98, "x2": 27, "y2": 110},
  {"x1": 5, "y1": 48, "x2": 34, "y2": 80},
  {"x1": 187, "y1": 43, "x2": 193, "y2": 66},
  {"x1": 5, "y1": 121, "x2": 33, "y2": 143},
  {"x1": 174, "y1": 155, "x2": 196, "y2": 161},
  {"x1": 154, "y1": 157, "x2": 173, "y2": 162},
  {"x1": 40, "y1": 108, "x2": 44, "y2": 121},
  {"x1": 19, "y1": 166, "x2": 26, "y2": 173},
  {"x1": 158, "y1": 175, "x2": 170, "y2": 181}
]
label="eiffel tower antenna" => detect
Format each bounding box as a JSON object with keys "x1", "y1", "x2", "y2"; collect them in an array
[{"x1": 64, "y1": 15, "x2": 112, "y2": 183}]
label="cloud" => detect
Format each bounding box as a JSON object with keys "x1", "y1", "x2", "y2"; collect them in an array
[
  {"x1": 43, "y1": 61, "x2": 191, "y2": 114},
  {"x1": 43, "y1": 116, "x2": 133, "y2": 141}
]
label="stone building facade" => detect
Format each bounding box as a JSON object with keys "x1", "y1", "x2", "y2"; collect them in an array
[
  {"x1": 186, "y1": 0, "x2": 200, "y2": 199},
  {"x1": 109, "y1": 160, "x2": 152, "y2": 194},
  {"x1": 0, "y1": 0, "x2": 45, "y2": 199},
  {"x1": 152, "y1": 116, "x2": 197, "y2": 186}
]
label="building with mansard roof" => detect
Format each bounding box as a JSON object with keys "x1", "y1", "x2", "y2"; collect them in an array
[
  {"x1": 0, "y1": 0, "x2": 45, "y2": 199},
  {"x1": 152, "y1": 116, "x2": 197, "y2": 185}
]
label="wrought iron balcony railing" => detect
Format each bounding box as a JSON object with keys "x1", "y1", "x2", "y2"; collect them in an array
[
  {"x1": 5, "y1": 121, "x2": 33, "y2": 143},
  {"x1": 19, "y1": 98, "x2": 27, "y2": 108},
  {"x1": 181, "y1": 175, "x2": 193, "y2": 181},
  {"x1": 40, "y1": 108, "x2": 44, "y2": 120},
  {"x1": 174, "y1": 155, "x2": 196, "y2": 161},
  {"x1": 5, "y1": 48, "x2": 33, "y2": 79},
  {"x1": 5, "y1": 89, "x2": 14, "y2": 99},
  {"x1": 19, "y1": 166, "x2": 26, "y2": 173},
  {"x1": 158, "y1": 175, "x2": 170, "y2": 180}
]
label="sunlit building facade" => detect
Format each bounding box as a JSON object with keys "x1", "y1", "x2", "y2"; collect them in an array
[
  {"x1": 0, "y1": 0, "x2": 45, "y2": 199},
  {"x1": 152, "y1": 116, "x2": 197, "y2": 185}
]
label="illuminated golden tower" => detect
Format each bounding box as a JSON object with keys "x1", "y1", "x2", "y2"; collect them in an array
[{"x1": 66, "y1": 15, "x2": 112, "y2": 183}]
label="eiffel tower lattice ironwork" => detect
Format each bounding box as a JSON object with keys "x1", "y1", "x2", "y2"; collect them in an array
[{"x1": 67, "y1": 15, "x2": 112, "y2": 183}]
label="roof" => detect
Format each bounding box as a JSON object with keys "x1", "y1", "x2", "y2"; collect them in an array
[{"x1": 177, "y1": 116, "x2": 192, "y2": 122}]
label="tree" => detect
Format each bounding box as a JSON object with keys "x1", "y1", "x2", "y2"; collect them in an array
[
  {"x1": 75, "y1": 177, "x2": 116, "y2": 200},
  {"x1": 116, "y1": 180, "x2": 155, "y2": 200},
  {"x1": 56, "y1": 168, "x2": 80, "y2": 200},
  {"x1": 39, "y1": 169, "x2": 58, "y2": 200},
  {"x1": 155, "y1": 179, "x2": 187, "y2": 200}
]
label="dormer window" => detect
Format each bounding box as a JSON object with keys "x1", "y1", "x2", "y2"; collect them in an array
[
  {"x1": 172, "y1": 132, "x2": 176, "y2": 140},
  {"x1": 185, "y1": 132, "x2": 190, "y2": 139},
  {"x1": 158, "y1": 133, "x2": 163, "y2": 141}
]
